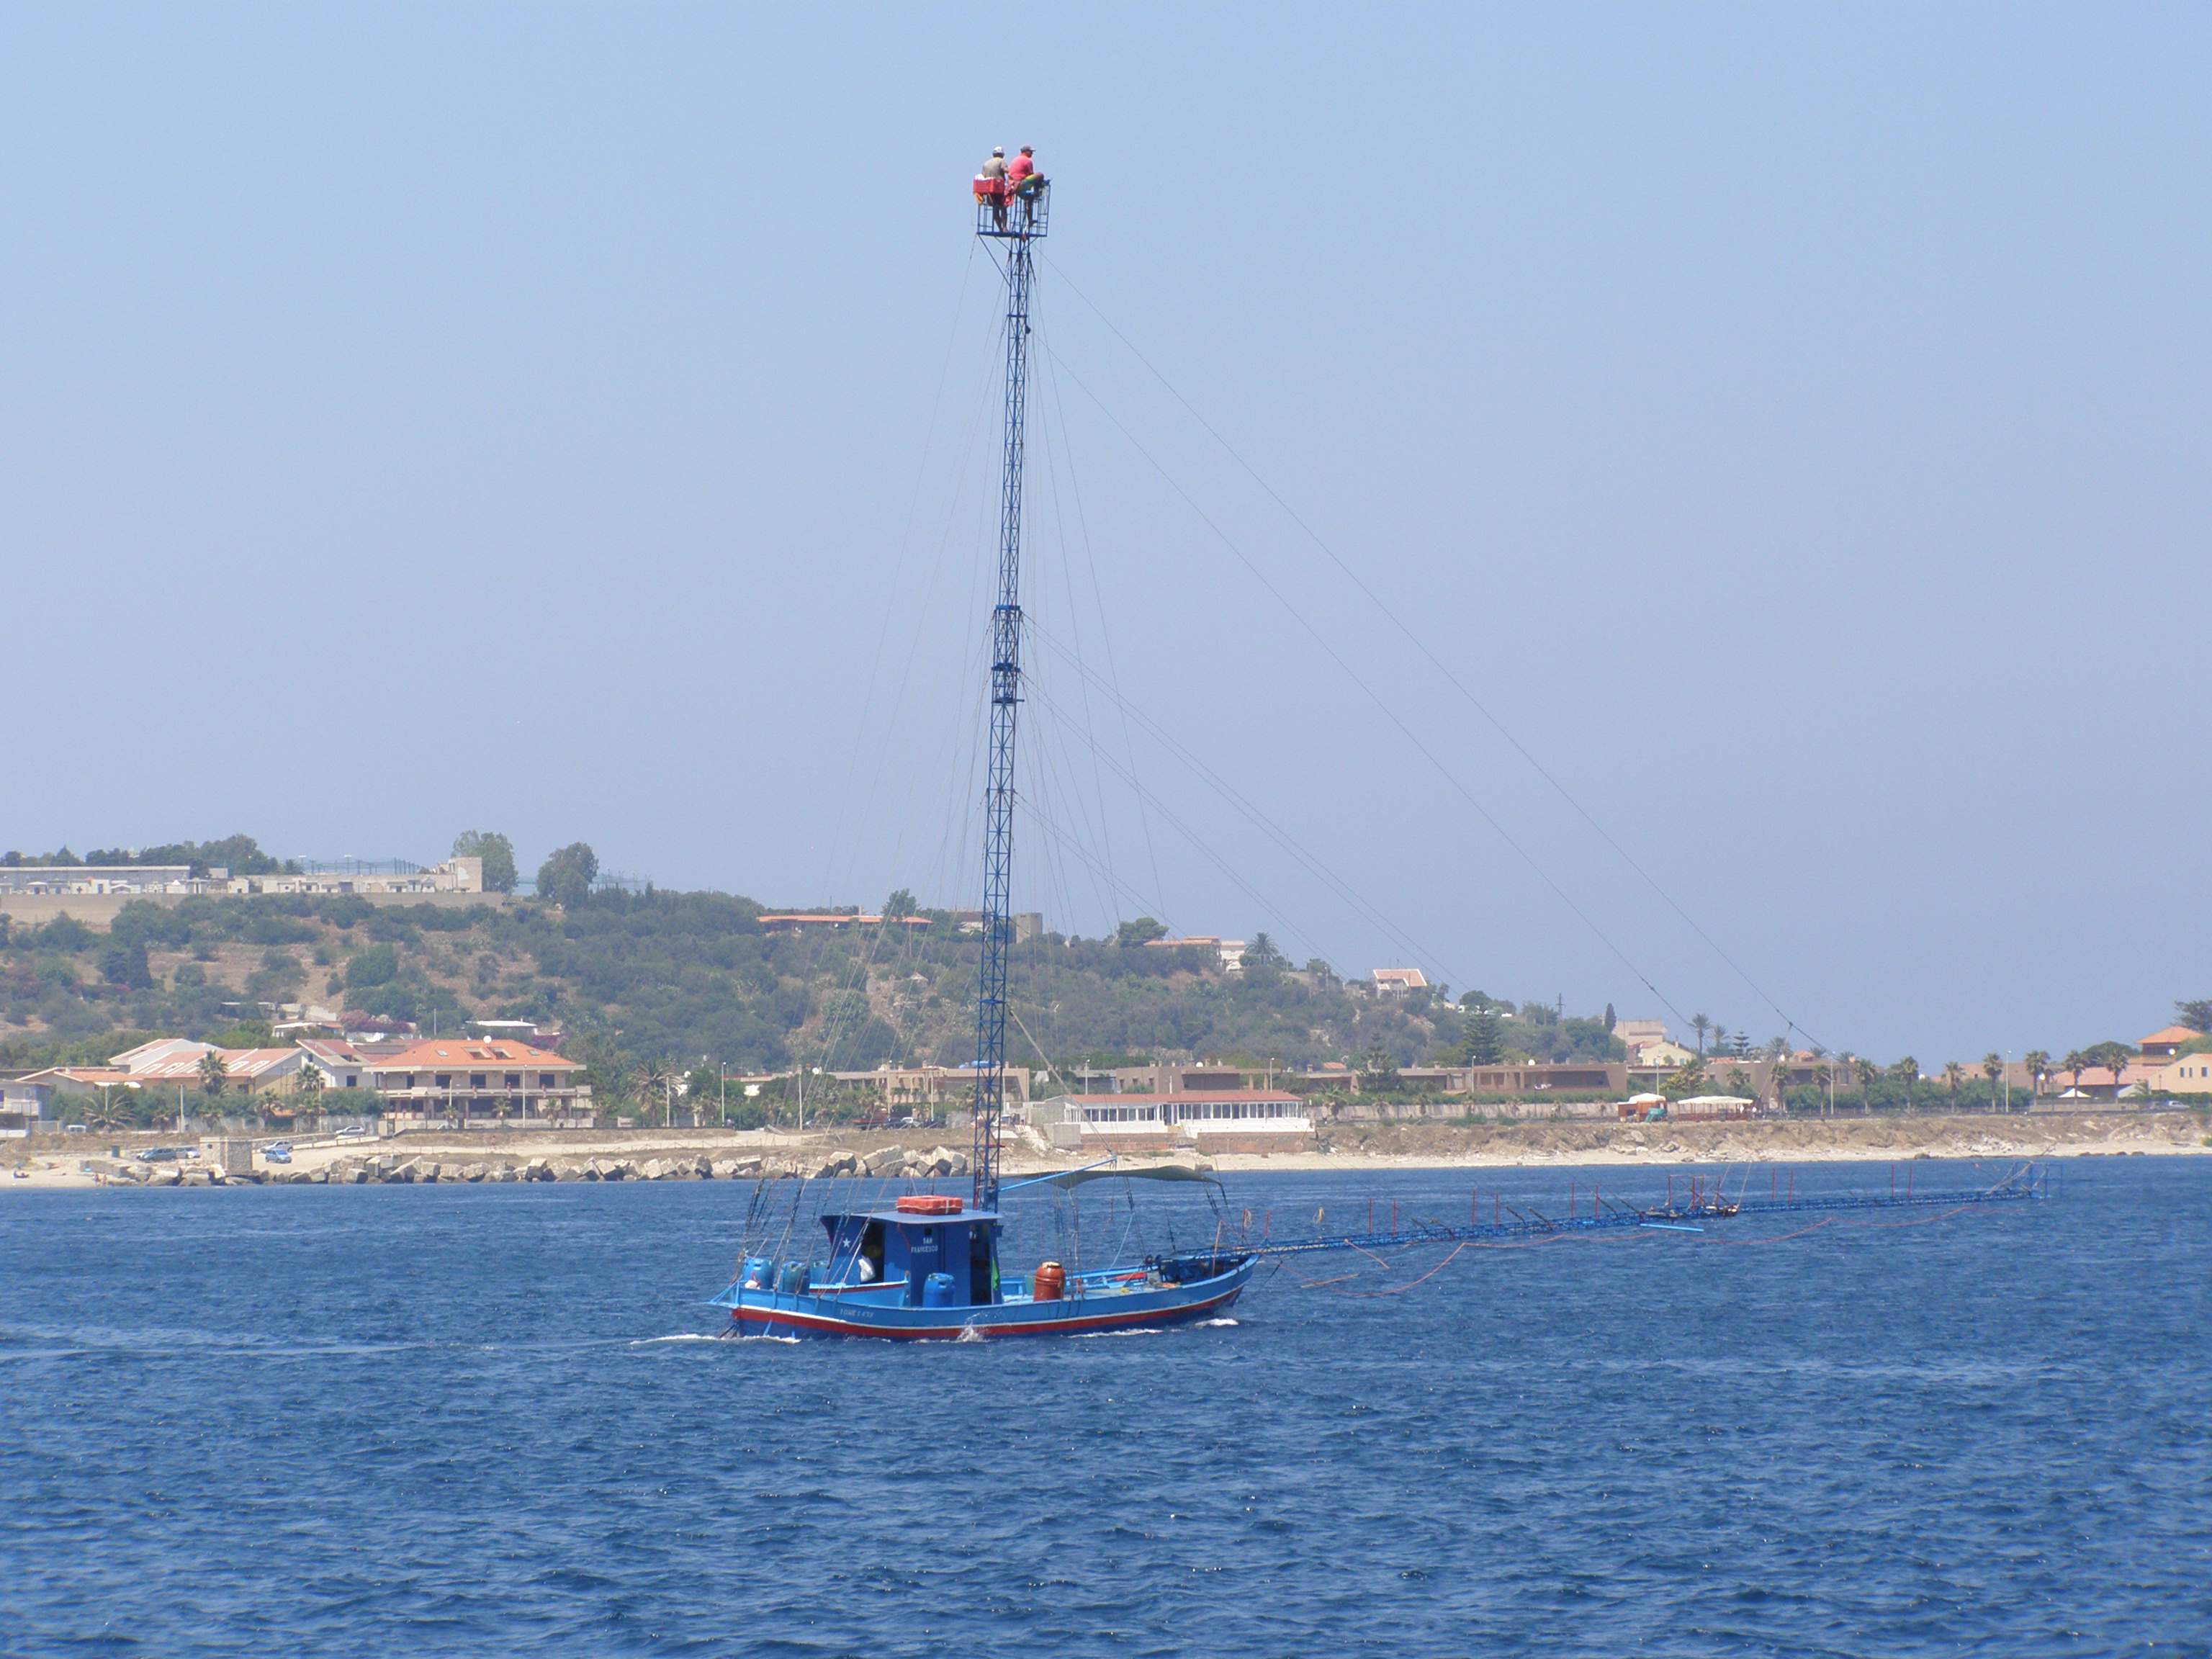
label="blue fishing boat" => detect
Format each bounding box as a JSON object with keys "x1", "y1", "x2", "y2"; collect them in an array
[
  {"x1": 711, "y1": 1192, "x2": 1254, "y2": 1341},
  {"x1": 711, "y1": 166, "x2": 1258, "y2": 1341}
]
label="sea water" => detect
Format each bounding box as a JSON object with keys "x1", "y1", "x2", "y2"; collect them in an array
[{"x1": 2, "y1": 1157, "x2": 2206, "y2": 1655}]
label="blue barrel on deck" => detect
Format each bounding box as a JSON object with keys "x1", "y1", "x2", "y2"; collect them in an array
[
  {"x1": 741, "y1": 1256, "x2": 773, "y2": 1291},
  {"x1": 776, "y1": 1260, "x2": 811, "y2": 1295},
  {"x1": 922, "y1": 1272, "x2": 958, "y2": 1308}
]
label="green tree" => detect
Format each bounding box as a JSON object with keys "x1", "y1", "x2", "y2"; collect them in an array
[
  {"x1": 1461, "y1": 1009, "x2": 1503, "y2": 1066},
  {"x1": 684, "y1": 1066, "x2": 722, "y2": 1122},
  {"x1": 96, "y1": 939, "x2": 153, "y2": 989},
  {"x1": 1661, "y1": 1058, "x2": 1709, "y2": 1100},
  {"x1": 1982, "y1": 1053, "x2": 2002, "y2": 1098},
  {"x1": 1690, "y1": 1013, "x2": 1711, "y2": 1055},
  {"x1": 295, "y1": 1063, "x2": 325, "y2": 1102},
  {"x1": 1891, "y1": 1056, "x2": 1918, "y2": 1110},
  {"x1": 2175, "y1": 999, "x2": 2212, "y2": 1033},
  {"x1": 640, "y1": 1058, "x2": 674, "y2": 1127},
  {"x1": 882, "y1": 889, "x2": 917, "y2": 922},
  {"x1": 1854, "y1": 1056, "x2": 1879, "y2": 1110},
  {"x1": 2062, "y1": 1050, "x2": 2086, "y2": 1093},
  {"x1": 2082, "y1": 1040, "x2": 2136, "y2": 1092},
  {"x1": 197, "y1": 1051, "x2": 229, "y2": 1097},
  {"x1": 345, "y1": 945, "x2": 398, "y2": 990},
  {"x1": 1115, "y1": 917, "x2": 1167, "y2": 948},
  {"x1": 1241, "y1": 932, "x2": 1285, "y2": 969},
  {"x1": 536, "y1": 842, "x2": 599, "y2": 907},
  {"x1": 1357, "y1": 1048, "x2": 1400, "y2": 1092},
  {"x1": 451, "y1": 832, "x2": 518, "y2": 894},
  {"x1": 2024, "y1": 1050, "x2": 2050, "y2": 1100},
  {"x1": 1943, "y1": 1060, "x2": 1964, "y2": 1102}
]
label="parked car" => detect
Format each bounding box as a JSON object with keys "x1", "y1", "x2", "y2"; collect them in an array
[
  {"x1": 133, "y1": 1147, "x2": 181, "y2": 1163},
  {"x1": 261, "y1": 1141, "x2": 293, "y2": 1164},
  {"x1": 334, "y1": 1125, "x2": 373, "y2": 1140}
]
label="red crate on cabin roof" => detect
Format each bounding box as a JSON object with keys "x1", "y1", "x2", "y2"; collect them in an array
[{"x1": 895, "y1": 1195, "x2": 964, "y2": 1215}]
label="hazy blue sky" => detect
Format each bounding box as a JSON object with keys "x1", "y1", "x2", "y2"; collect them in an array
[{"x1": 4, "y1": 5, "x2": 2206, "y2": 1062}]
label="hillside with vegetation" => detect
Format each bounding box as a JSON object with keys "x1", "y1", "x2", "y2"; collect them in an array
[{"x1": 0, "y1": 839, "x2": 1629, "y2": 1119}]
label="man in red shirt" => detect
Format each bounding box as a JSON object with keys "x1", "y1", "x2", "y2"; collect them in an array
[{"x1": 1007, "y1": 146, "x2": 1045, "y2": 225}]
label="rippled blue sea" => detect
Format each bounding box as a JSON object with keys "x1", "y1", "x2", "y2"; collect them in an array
[{"x1": 3, "y1": 1156, "x2": 2207, "y2": 1656}]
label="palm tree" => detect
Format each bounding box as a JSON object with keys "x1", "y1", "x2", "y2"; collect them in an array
[
  {"x1": 1982, "y1": 1053, "x2": 2002, "y2": 1112},
  {"x1": 197, "y1": 1051, "x2": 228, "y2": 1097},
  {"x1": 1890, "y1": 1056, "x2": 1918, "y2": 1112},
  {"x1": 1690, "y1": 1015, "x2": 1712, "y2": 1056},
  {"x1": 2062, "y1": 1050, "x2": 2087, "y2": 1094},
  {"x1": 1943, "y1": 1061, "x2": 1964, "y2": 1105},
  {"x1": 2024, "y1": 1050, "x2": 2050, "y2": 1103},
  {"x1": 640, "y1": 1059, "x2": 674, "y2": 1128},
  {"x1": 83, "y1": 1084, "x2": 133, "y2": 1133},
  {"x1": 1854, "y1": 1056, "x2": 1879, "y2": 1114},
  {"x1": 1813, "y1": 1062, "x2": 1833, "y2": 1117}
]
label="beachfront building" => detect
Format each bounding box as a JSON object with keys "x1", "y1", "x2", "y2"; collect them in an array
[
  {"x1": 364, "y1": 1038, "x2": 592, "y2": 1126},
  {"x1": 853, "y1": 1064, "x2": 1030, "y2": 1112},
  {"x1": 123, "y1": 1047, "x2": 306, "y2": 1097},
  {"x1": 295, "y1": 1038, "x2": 379, "y2": 1092},
  {"x1": 1029, "y1": 1089, "x2": 1312, "y2": 1154},
  {"x1": 0, "y1": 1076, "x2": 55, "y2": 1137},
  {"x1": 2137, "y1": 1025, "x2": 2200, "y2": 1060}
]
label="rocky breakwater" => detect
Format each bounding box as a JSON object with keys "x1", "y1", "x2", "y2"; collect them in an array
[{"x1": 97, "y1": 1143, "x2": 976, "y2": 1187}]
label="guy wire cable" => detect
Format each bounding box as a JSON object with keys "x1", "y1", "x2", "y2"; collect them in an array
[
  {"x1": 1043, "y1": 346, "x2": 1683, "y2": 1024},
  {"x1": 1028, "y1": 621, "x2": 1457, "y2": 986},
  {"x1": 1043, "y1": 254, "x2": 1825, "y2": 1050}
]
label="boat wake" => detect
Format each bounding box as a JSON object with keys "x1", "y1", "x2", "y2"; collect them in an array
[{"x1": 632, "y1": 1334, "x2": 720, "y2": 1345}]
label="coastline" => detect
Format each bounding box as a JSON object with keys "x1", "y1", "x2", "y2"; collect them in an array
[{"x1": 3, "y1": 1110, "x2": 2204, "y2": 1190}]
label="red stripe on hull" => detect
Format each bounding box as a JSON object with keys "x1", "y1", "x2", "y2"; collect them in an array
[{"x1": 732, "y1": 1286, "x2": 1243, "y2": 1341}]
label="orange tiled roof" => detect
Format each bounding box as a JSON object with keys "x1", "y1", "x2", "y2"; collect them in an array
[{"x1": 2139, "y1": 1025, "x2": 2199, "y2": 1047}]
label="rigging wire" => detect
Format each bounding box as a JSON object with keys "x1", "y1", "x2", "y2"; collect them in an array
[
  {"x1": 1043, "y1": 344, "x2": 1686, "y2": 1026},
  {"x1": 1038, "y1": 339, "x2": 1169, "y2": 922},
  {"x1": 1027, "y1": 620, "x2": 1457, "y2": 985},
  {"x1": 1042, "y1": 253, "x2": 1824, "y2": 1049},
  {"x1": 832, "y1": 239, "x2": 986, "y2": 898}
]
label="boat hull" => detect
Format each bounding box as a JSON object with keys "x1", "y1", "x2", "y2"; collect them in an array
[{"x1": 724, "y1": 1257, "x2": 1256, "y2": 1341}]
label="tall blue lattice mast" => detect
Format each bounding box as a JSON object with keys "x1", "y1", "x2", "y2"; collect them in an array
[{"x1": 971, "y1": 171, "x2": 1048, "y2": 1210}]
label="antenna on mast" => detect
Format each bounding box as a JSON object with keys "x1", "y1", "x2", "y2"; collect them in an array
[{"x1": 969, "y1": 153, "x2": 1049, "y2": 1210}]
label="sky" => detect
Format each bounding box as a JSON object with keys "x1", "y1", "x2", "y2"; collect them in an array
[{"x1": 3, "y1": 4, "x2": 2206, "y2": 1064}]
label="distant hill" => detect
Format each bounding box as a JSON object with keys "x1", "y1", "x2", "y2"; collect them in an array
[{"x1": 0, "y1": 890, "x2": 1496, "y2": 1088}]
